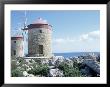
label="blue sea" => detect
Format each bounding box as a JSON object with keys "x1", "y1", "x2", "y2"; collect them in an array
[{"x1": 54, "y1": 52, "x2": 100, "y2": 58}]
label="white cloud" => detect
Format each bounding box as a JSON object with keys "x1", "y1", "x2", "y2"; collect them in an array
[
  {"x1": 80, "y1": 34, "x2": 89, "y2": 41},
  {"x1": 53, "y1": 38, "x2": 65, "y2": 43},
  {"x1": 53, "y1": 38, "x2": 75, "y2": 43},
  {"x1": 79, "y1": 30, "x2": 100, "y2": 41},
  {"x1": 52, "y1": 30, "x2": 100, "y2": 53},
  {"x1": 89, "y1": 30, "x2": 100, "y2": 39}
]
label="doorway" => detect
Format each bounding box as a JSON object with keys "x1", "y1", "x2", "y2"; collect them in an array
[{"x1": 39, "y1": 45, "x2": 43, "y2": 54}]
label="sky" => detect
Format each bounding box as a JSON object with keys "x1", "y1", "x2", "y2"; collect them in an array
[{"x1": 11, "y1": 10, "x2": 100, "y2": 54}]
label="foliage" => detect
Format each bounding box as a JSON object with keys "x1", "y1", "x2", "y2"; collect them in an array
[
  {"x1": 19, "y1": 58, "x2": 24, "y2": 63},
  {"x1": 34, "y1": 59, "x2": 41, "y2": 64},
  {"x1": 11, "y1": 57, "x2": 84, "y2": 77},
  {"x1": 28, "y1": 64, "x2": 49, "y2": 76},
  {"x1": 58, "y1": 62, "x2": 83, "y2": 77},
  {"x1": 11, "y1": 60, "x2": 17, "y2": 70},
  {"x1": 29, "y1": 59, "x2": 33, "y2": 63},
  {"x1": 11, "y1": 69, "x2": 23, "y2": 77}
]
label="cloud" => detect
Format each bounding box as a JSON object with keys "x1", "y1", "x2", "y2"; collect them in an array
[
  {"x1": 53, "y1": 38, "x2": 65, "y2": 43},
  {"x1": 52, "y1": 30, "x2": 100, "y2": 52},
  {"x1": 89, "y1": 30, "x2": 100, "y2": 39},
  {"x1": 53, "y1": 38, "x2": 75, "y2": 43},
  {"x1": 79, "y1": 30, "x2": 100, "y2": 41},
  {"x1": 53, "y1": 30, "x2": 100, "y2": 43}
]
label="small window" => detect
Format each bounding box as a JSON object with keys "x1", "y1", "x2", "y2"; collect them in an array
[
  {"x1": 14, "y1": 50, "x2": 16, "y2": 55},
  {"x1": 14, "y1": 41, "x2": 16, "y2": 43},
  {"x1": 39, "y1": 30, "x2": 42, "y2": 33}
]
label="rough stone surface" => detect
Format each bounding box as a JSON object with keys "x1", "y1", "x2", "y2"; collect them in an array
[
  {"x1": 11, "y1": 38, "x2": 24, "y2": 58},
  {"x1": 83, "y1": 59, "x2": 100, "y2": 74},
  {"x1": 49, "y1": 68, "x2": 64, "y2": 77},
  {"x1": 54, "y1": 56, "x2": 65, "y2": 67},
  {"x1": 28, "y1": 27, "x2": 52, "y2": 58}
]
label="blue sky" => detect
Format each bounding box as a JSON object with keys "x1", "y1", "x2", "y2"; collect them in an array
[{"x1": 11, "y1": 10, "x2": 100, "y2": 53}]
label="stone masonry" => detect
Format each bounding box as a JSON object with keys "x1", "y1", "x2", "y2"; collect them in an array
[
  {"x1": 11, "y1": 37, "x2": 24, "y2": 58},
  {"x1": 28, "y1": 27, "x2": 52, "y2": 58}
]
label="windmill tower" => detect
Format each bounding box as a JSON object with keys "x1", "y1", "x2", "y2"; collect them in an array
[
  {"x1": 11, "y1": 27, "x2": 24, "y2": 58},
  {"x1": 11, "y1": 36, "x2": 24, "y2": 58},
  {"x1": 11, "y1": 11, "x2": 28, "y2": 58},
  {"x1": 23, "y1": 17, "x2": 52, "y2": 58}
]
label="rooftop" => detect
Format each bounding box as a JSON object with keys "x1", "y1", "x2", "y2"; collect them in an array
[
  {"x1": 11, "y1": 36, "x2": 23, "y2": 40},
  {"x1": 33, "y1": 17, "x2": 48, "y2": 24}
]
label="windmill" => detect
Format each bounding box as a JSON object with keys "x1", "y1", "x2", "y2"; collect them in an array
[
  {"x1": 21, "y1": 10, "x2": 28, "y2": 56},
  {"x1": 24, "y1": 10, "x2": 28, "y2": 29},
  {"x1": 22, "y1": 10, "x2": 28, "y2": 41}
]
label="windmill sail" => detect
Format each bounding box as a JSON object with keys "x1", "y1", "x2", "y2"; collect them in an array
[{"x1": 24, "y1": 10, "x2": 28, "y2": 29}]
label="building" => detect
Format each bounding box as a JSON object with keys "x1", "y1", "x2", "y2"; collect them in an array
[
  {"x1": 24, "y1": 18, "x2": 52, "y2": 58},
  {"x1": 11, "y1": 36, "x2": 24, "y2": 58}
]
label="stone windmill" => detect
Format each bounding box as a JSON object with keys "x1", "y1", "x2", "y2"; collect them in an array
[{"x1": 23, "y1": 17, "x2": 52, "y2": 58}]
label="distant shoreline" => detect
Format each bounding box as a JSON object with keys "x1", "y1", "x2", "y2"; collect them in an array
[
  {"x1": 53, "y1": 52, "x2": 100, "y2": 54},
  {"x1": 54, "y1": 52, "x2": 100, "y2": 58}
]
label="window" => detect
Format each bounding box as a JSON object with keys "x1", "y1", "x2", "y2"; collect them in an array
[
  {"x1": 14, "y1": 50, "x2": 16, "y2": 55},
  {"x1": 39, "y1": 30, "x2": 42, "y2": 33},
  {"x1": 39, "y1": 45, "x2": 43, "y2": 54},
  {"x1": 14, "y1": 41, "x2": 16, "y2": 43}
]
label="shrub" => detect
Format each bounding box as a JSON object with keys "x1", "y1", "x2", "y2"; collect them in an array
[
  {"x1": 64, "y1": 67, "x2": 82, "y2": 77},
  {"x1": 18, "y1": 58, "x2": 24, "y2": 64},
  {"x1": 11, "y1": 69, "x2": 23, "y2": 77},
  {"x1": 11, "y1": 60, "x2": 17, "y2": 70},
  {"x1": 28, "y1": 64, "x2": 49, "y2": 76},
  {"x1": 58, "y1": 62, "x2": 83, "y2": 77},
  {"x1": 34, "y1": 59, "x2": 41, "y2": 64}
]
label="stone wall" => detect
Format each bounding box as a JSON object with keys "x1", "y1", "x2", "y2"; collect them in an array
[
  {"x1": 11, "y1": 39, "x2": 24, "y2": 58},
  {"x1": 28, "y1": 28, "x2": 52, "y2": 58}
]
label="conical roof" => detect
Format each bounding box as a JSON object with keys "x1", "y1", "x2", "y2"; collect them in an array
[{"x1": 33, "y1": 17, "x2": 48, "y2": 24}]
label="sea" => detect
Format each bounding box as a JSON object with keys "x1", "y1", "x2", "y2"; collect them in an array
[{"x1": 54, "y1": 52, "x2": 100, "y2": 58}]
